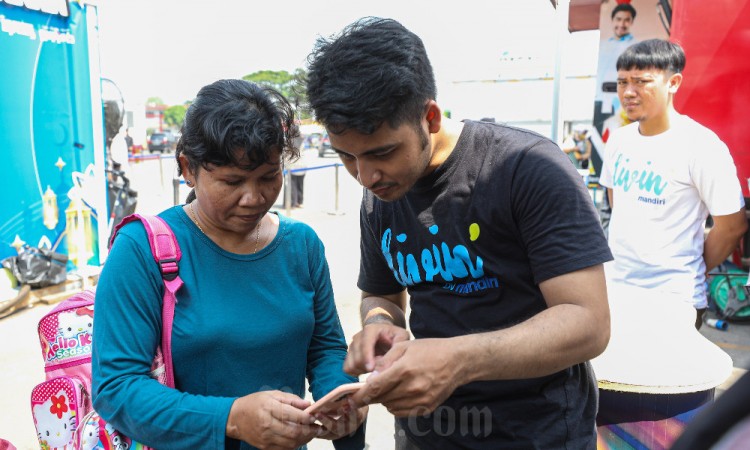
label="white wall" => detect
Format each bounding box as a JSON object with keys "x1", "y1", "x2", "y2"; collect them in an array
[{"x1": 441, "y1": 76, "x2": 596, "y2": 137}]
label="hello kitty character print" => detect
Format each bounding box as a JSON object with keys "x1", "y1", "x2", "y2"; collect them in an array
[
  {"x1": 74, "y1": 410, "x2": 141, "y2": 450},
  {"x1": 38, "y1": 296, "x2": 95, "y2": 367},
  {"x1": 76, "y1": 412, "x2": 100, "y2": 450},
  {"x1": 31, "y1": 379, "x2": 82, "y2": 450},
  {"x1": 59, "y1": 306, "x2": 94, "y2": 340}
]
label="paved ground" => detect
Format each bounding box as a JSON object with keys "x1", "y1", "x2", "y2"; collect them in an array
[{"x1": 2, "y1": 153, "x2": 749, "y2": 449}]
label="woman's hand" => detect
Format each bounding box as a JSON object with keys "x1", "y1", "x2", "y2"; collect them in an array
[
  {"x1": 226, "y1": 390, "x2": 322, "y2": 450},
  {"x1": 314, "y1": 403, "x2": 368, "y2": 441}
]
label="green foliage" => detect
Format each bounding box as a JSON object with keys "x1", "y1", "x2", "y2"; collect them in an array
[
  {"x1": 144, "y1": 68, "x2": 313, "y2": 130},
  {"x1": 164, "y1": 104, "x2": 187, "y2": 129},
  {"x1": 243, "y1": 69, "x2": 311, "y2": 120}
]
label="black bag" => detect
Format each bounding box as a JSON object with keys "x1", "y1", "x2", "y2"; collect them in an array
[{"x1": 2, "y1": 245, "x2": 68, "y2": 288}]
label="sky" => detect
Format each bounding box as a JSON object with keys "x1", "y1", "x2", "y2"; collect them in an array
[{"x1": 96, "y1": 0, "x2": 600, "y2": 122}]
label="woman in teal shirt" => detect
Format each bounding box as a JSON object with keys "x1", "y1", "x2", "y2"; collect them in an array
[{"x1": 92, "y1": 79, "x2": 366, "y2": 449}]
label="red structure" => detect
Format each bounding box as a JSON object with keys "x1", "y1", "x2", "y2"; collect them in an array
[{"x1": 670, "y1": 0, "x2": 750, "y2": 198}]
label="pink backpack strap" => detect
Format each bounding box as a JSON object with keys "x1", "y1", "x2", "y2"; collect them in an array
[{"x1": 111, "y1": 213, "x2": 182, "y2": 388}]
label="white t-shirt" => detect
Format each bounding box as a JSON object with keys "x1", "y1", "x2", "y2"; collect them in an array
[{"x1": 600, "y1": 114, "x2": 745, "y2": 308}]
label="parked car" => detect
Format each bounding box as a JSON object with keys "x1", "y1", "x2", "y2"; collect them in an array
[
  {"x1": 147, "y1": 131, "x2": 178, "y2": 153},
  {"x1": 301, "y1": 132, "x2": 335, "y2": 157},
  {"x1": 318, "y1": 133, "x2": 334, "y2": 157}
]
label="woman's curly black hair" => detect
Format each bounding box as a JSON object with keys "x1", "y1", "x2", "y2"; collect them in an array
[{"x1": 176, "y1": 79, "x2": 299, "y2": 177}]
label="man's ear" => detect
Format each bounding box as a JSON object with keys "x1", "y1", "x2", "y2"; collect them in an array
[
  {"x1": 425, "y1": 100, "x2": 442, "y2": 133},
  {"x1": 668, "y1": 72, "x2": 683, "y2": 95}
]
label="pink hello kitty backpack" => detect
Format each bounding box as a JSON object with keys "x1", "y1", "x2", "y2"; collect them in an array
[{"x1": 30, "y1": 214, "x2": 182, "y2": 450}]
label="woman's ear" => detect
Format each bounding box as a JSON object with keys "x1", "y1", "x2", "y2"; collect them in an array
[{"x1": 178, "y1": 153, "x2": 191, "y2": 178}]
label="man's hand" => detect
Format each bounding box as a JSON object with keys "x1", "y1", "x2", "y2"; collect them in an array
[
  {"x1": 226, "y1": 391, "x2": 321, "y2": 449},
  {"x1": 704, "y1": 209, "x2": 748, "y2": 273},
  {"x1": 344, "y1": 323, "x2": 410, "y2": 375},
  {"x1": 350, "y1": 338, "x2": 465, "y2": 417}
]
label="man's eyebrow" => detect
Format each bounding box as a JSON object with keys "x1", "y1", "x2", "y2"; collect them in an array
[
  {"x1": 331, "y1": 143, "x2": 396, "y2": 157},
  {"x1": 617, "y1": 75, "x2": 654, "y2": 80}
]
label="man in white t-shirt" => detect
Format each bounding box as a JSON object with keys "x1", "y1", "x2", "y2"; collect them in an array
[{"x1": 600, "y1": 39, "x2": 747, "y2": 329}]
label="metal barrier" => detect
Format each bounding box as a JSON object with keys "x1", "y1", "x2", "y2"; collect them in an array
[
  {"x1": 128, "y1": 152, "x2": 176, "y2": 188},
  {"x1": 173, "y1": 177, "x2": 182, "y2": 206},
  {"x1": 283, "y1": 163, "x2": 345, "y2": 216}
]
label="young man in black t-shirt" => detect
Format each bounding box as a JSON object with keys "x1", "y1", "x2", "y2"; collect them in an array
[{"x1": 306, "y1": 17, "x2": 612, "y2": 449}]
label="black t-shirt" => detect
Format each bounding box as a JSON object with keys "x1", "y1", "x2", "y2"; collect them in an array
[{"x1": 358, "y1": 120, "x2": 612, "y2": 449}]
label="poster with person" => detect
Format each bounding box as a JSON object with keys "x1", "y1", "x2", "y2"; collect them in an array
[{"x1": 590, "y1": 0, "x2": 668, "y2": 174}]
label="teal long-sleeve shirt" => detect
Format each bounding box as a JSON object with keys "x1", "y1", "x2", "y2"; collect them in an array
[{"x1": 92, "y1": 206, "x2": 363, "y2": 449}]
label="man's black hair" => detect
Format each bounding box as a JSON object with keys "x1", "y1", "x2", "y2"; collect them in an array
[
  {"x1": 616, "y1": 39, "x2": 686, "y2": 74},
  {"x1": 305, "y1": 17, "x2": 436, "y2": 135},
  {"x1": 612, "y1": 3, "x2": 636, "y2": 20}
]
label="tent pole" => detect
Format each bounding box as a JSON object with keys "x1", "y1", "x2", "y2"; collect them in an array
[{"x1": 551, "y1": 0, "x2": 570, "y2": 145}]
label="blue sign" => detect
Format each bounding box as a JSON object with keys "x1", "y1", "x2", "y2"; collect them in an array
[{"x1": 0, "y1": 1, "x2": 106, "y2": 267}]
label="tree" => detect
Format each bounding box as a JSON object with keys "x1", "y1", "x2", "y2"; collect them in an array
[
  {"x1": 146, "y1": 96, "x2": 164, "y2": 105},
  {"x1": 163, "y1": 104, "x2": 187, "y2": 129},
  {"x1": 243, "y1": 69, "x2": 311, "y2": 120}
]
